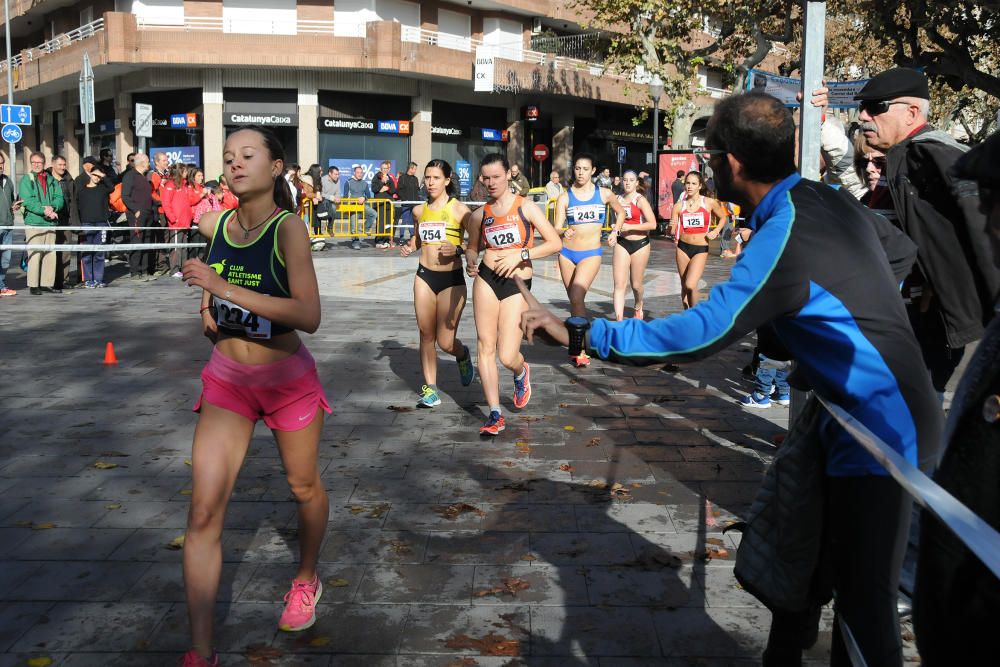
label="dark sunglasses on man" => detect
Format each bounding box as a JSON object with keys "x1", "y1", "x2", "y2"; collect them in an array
[{"x1": 859, "y1": 99, "x2": 911, "y2": 116}]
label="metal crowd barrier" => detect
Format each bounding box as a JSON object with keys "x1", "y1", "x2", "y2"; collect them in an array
[{"x1": 817, "y1": 395, "x2": 1000, "y2": 667}]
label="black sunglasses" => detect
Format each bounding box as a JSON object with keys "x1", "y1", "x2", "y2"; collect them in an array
[
  {"x1": 862, "y1": 155, "x2": 887, "y2": 170},
  {"x1": 859, "y1": 100, "x2": 910, "y2": 116},
  {"x1": 692, "y1": 147, "x2": 728, "y2": 163}
]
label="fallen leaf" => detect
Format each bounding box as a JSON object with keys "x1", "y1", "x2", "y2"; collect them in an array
[
  {"x1": 244, "y1": 644, "x2": 284, "y2": 666},
  {"x1": 328, "y1": 578, "x2": 350, "y2": 588},
  {"x1": 308, "y1": 636, "x2": 331, "y2": 647},
  {"x1": 631, "y1": 483, "x2": 642, "y2": 489},
  {"x1": 387, "y1": 405, "x2": 414, "y2": 412},
  {"x1": 388, "y1": 539, "x2": 412, "y2": 555},
  {"x1": 444, "y1": 632, "x2": 521, "y2": 656},
  {"x1": 559, "y1": 403, "x2": 569, "y2": 408},
  {"x1": 706, "y1": 537, "x2": 726, "y2": 546},
  {"x1": 588, "y1": 480, "x2": 609, "y2": 489},
  {"x1": 165, "y1": 535, "x2": 185, "y2": 550},
  {"x1": 183, "y1": 459, "x2": 192, "y2": 466},
  {"x1": 502, "y1": 460, "x2": 515, "y2": 467},
  {"x1": 348, "y1": 506, "x2": 367, "y2": 514},
  {"x1": 474, "y1": 577, "x2": 531, "y2": 598},
  {"x1": 588, "y1": 437, "x2": 601, "y2": 447},
  {"x1": 179, "y1": 489, "x2": 192, "y2": 495},
  {"x1": 610, "y1": 483, "x2": 631, "y2": 499},
  {"x1": 558, "y1": 464, "x2": 574, "y2": 472},
  {"x1": 30, "y1": 522, "x2": 56, "y2": 530},
  {"x1": 519, "y1": 553, "x2": 537, "y2": 561},
  {"x1": 105, "y1": 504, "x2": 122, "y2": 510},
  {"x1": 433, "y1": 503, "x2": 486, "y2": 520},
  {"x1": 93, "y1": 461, "x2": 118, "y2": 469},
  {"x1": 367, "y1": 503, "x2": 391, "y2": 519},
  {"x1": 26, "y1": 658, "x2": 54, "y2": 667},
  {"x1": 563, "y1": 425, "x2": 575, "y2": 431}
]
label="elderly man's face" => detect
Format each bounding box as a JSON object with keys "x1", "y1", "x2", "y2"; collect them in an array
[
  {"x1": 155, "y1": 155, "x2": 168, "y2": 171},
  {"x1": 858, "y1": 97, "x2": 925, "y2": 151},
  {"x1": 29, "y1": 156, "x2": 44, "y2": 174}
]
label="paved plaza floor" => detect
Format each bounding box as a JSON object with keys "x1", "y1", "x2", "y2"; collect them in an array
[{"x1": 0, "y1": 238, "x2": 918, "y2": 665}]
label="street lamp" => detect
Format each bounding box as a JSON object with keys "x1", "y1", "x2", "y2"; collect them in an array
[{"x1": 649, "y1": 73, "x2": 663, "y2": 220}]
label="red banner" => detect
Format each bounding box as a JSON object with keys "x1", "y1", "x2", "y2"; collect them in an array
[{"x1": 657, "y1": 152, "x2": 700, "y2": 220}]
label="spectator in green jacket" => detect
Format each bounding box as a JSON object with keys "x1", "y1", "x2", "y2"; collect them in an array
[{"x1": 19, "y1": 151, "x2": 64, "y2": 295}]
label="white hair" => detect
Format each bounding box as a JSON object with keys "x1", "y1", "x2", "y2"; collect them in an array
[{"x1": 915, "y1": 98, "x2": 930, "y2": 118}]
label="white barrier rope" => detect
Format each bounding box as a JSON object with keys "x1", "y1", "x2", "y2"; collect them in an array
[
  {"x1": 817, "y1": 395, "x2": 1000, "y2": 580},
  {"x1": 0, "y1": 243, "x2": 206, "y2": 252},
  {"x1": 0, "y1": 226, "x2": 195, "y2": 231}
]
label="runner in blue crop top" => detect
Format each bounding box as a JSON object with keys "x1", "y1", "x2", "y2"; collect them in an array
[{"x1": 554, "y1": 152, "x2": 625, "y2": 366}]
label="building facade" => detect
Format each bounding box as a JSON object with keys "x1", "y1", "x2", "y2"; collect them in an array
[{"x1": 1, "y1": 0, "x2": 736, "y2": 184}]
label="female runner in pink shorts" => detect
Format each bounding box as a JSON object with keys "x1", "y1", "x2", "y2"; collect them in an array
[{"x1": 179, "y1": 125, "x2": 330, "y2": 667}]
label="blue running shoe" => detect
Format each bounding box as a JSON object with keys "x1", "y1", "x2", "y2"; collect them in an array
[
  {"x1": 775, "y1": 393, "x2": 791, "y2": 406},
  {"x1": 740, "y1": 392, "x2": 771, "y2": 409},
  {"x1": 479, "y1": 410, "x2": 505, "y2": 436},
  {"x1": 457, "y1": 345, "x2": 475, "y2": 386},
  {"x1": 417, "y1": 384, "x2": 441, "y2": 408},
  {"x1": 512, "y1": 362, "x2": 531, "y2": 409}
]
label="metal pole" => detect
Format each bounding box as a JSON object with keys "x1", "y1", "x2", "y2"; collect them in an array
[
  {"x1": 4, "y1": 0, "x2": 16, "y2": 187},
  {"x1": 652, "y1": 105, "x2": 659, "y2": 216},
  {"x1": 790, "y1": 0, "x2": 827, "y2": 422}
]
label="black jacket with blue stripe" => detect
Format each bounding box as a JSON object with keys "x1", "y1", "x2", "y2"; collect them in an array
[{"x1": 589, "y1": 173, "x2": 942, "y2": 477}]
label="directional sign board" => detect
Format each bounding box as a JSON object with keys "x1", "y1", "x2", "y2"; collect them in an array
[
  {"x1": 2, "y1": 124, "x2": 23, "y2": 143},
  {"x1": 0, "y1": 104, "x2": 31, "y2": 125},
  {"x1": 135, "y1": 103, "x2": 153, "y2": 138},
  {"x1": 79, "y1": 52, "x2": 95, "y2": 124}
]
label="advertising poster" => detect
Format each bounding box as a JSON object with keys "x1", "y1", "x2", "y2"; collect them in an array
[
  {"x1": 456, "y1": 160, "x2": 472, "y2": 198},
  {"x1": 657, "y1": 151, "x2": 700, "y2": 220},
  {"x1": 746, "y1": 69, "x2": 868, "y2": 109},
  {"x1": 327, "y1": 158, "x2": 396, "y2": 184},
  {"x1": 150, "y1": 146, "x2": 202, "y2": 168}
]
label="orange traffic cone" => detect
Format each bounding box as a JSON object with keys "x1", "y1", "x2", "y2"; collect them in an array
[{"x1": 103, "y1": 342, "x2": 119, "y2": 365}]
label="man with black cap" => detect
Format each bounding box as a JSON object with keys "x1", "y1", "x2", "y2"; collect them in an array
[
  {"x1": 856, "y1": 67, "x2": 999, "y2": 399},
  {"x1": 913, "y1": 130, "x2": 1000, "y2": 665}
]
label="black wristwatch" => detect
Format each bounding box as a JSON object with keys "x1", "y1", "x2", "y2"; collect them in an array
[
  {"x1": 565, "y1": 316, "x2": 590, "y2": 355},
  {"x1": 520, "y1": 248, "x2": 530, "y2": 262}
]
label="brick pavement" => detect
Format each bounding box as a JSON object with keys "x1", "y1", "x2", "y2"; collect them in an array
[{"x1": 0, "y1": 239, "x2": 917, "y2": 665}]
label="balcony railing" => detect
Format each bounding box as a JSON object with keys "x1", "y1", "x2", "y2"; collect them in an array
[
  {"x1": 530, "y1": 32, "x2": 608, "y2": 64},
  {"x1": 135, "y1": 16, "x2": 335, "y2": 35},
  {"x1": 1, "y1": 18, "x2": 105, "y2": 71}
]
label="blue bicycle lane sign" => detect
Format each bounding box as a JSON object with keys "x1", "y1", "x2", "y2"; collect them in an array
[{"x1": 1, "y1": 124, "x2": 22, "y2": 143}]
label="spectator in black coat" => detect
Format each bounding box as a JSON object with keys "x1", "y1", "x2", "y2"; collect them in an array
[
  {"x1": 121, "y1": 153, "x2": 155, "y2": 279},
  {"x1": 394, "y1": 161, "x2": 420, "y2": 245}
]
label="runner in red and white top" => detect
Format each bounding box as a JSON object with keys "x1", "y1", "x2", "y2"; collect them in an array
[
  {"x1": 609, "y1": 170, "x2": 657, "y2": 321},
  {"x1": 669, "y1": 171, "x2": 728, "y2": 309}
]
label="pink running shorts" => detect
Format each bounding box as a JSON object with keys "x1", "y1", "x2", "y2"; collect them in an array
[{"x1": 193, "y1": 344, "x2": 331, "y2": 431}]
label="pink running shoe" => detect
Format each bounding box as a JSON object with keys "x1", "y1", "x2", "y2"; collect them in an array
[
  {"x1": 180, "y1": 649, "x2": 219, "y2": 667},
  {"x1": 278, "y1": 575, "x2": 323, "y2": 632}
]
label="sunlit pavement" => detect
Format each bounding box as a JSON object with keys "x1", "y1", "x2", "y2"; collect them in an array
[{"x1": 0, "y1": 238, "x2": 918, "y2": 665}]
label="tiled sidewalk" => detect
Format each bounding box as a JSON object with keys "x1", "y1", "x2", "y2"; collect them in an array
[{"x1": 0, "y1": 241, "x2": 913, "y2": 665}]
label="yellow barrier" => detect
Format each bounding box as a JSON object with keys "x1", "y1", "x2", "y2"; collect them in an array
[{"x1": 311, "y1": 198, "x2": 396, "y2": 239}]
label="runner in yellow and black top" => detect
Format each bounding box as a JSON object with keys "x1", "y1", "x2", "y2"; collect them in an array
[{"x1": 400, "y1": 159, "x2": 475, "y2": 408}]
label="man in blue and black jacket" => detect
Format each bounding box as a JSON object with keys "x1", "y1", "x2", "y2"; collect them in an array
[{"x1": 518, "y1": 92, "x2": 942, "y2": 666}]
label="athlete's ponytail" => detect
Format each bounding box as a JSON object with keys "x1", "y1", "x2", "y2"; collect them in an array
[
  {"x1": 425, "y1": 159, "x2": 459, "y2": 200},
  {"x1": 232, "y1": 124, "x2": 296, "y2": 212}
]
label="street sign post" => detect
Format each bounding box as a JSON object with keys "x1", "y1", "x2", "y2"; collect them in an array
[
  {"x1": 79, "y1": 52, "x2": 95, "y2": 162},
  {"x1": 618, "y1": 145, "x2": 626, "y2": 174},
  {"x1": 135, "y1": 102, "x2": 153, "y2": 153},
  {"x1": 532, "y1": 144, "x2": 549, "y2": 162},
  {"x1": 1, "y1": 124, "x2": 22, "y2": 143},
  {"x1": 4, "y1": 0, "x2": 18, "y2": 186},
  {"x1": 0, "y1": 103, "x2": 31, "y2": 125}
]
